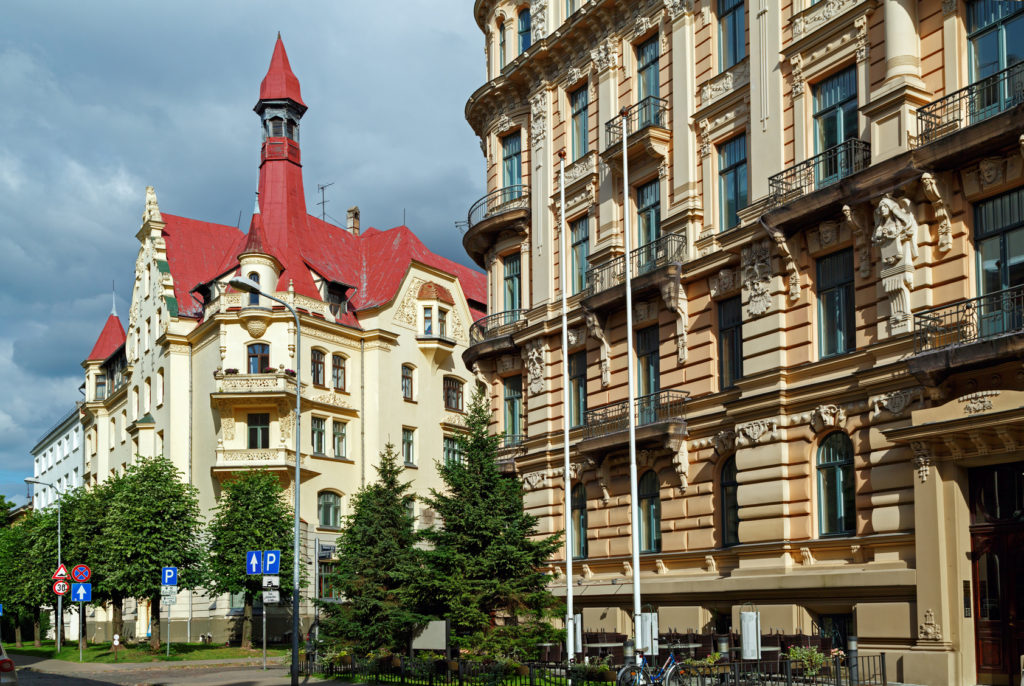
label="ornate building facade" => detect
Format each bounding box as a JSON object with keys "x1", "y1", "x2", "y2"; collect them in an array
[
  {"x1": 464, "y1": 0, "x2": 1024, "y2": 683},
  {"x1": 78, "y1": 37, "x2": 486, "y2": 640}
]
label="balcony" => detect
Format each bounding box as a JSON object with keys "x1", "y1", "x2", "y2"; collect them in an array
[
  {"x1": 910, "y1": 285, "x2": 1024, "y2": 385},
  {"x1": 213, "y1": 371, "x2": 298, "y2": 399},
  {"x1": 603, "y1": 97, "x2": 671, "y2": 163},
  {"x1": 578, "y1": 390, "x2": 689, "y2": 457},
  {"x1": 211, "y1": 447, "x2": 318, "y2": 479},
  {"x1": 916, "y1": 63, "x2": 1024, "y2": 148},
  {"x1": 462, "y1": 186, "x2": 530, "y2": 268},
  {"x1": 416, "y1": 333, "x2": 457, "y2": 364},
  {"x1": 583, "y1": 234, "x2": 686, "y2": 312},
  {"x1": 495, "y1": 433, "x2": 526, "y2": 474},
  {"x1": 463, "y1": 309, "x2": 528, "y2": 368},
  {"x1": 768, "y1": 139, "x2": 871, "y2": 208}
]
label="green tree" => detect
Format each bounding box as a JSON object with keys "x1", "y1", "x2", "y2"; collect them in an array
[
  {"x1": 203, "y1": 469, "x2": 295, "y2": 648},
  {"x1": 320, "y1": 443, "x2": 432, "y2": 655},
  {"x1": 0, "y1": 519, "x2": 45, "y2": 647},
  {"x1": 0, "y1": 495, "x2": 14, "y2": 525},
  {"x1": 103, "y1": 455, "x2": 203, "y2": 650},
  {"x1": 420, "y1": 388, "x2": 562, "y2": 659}
]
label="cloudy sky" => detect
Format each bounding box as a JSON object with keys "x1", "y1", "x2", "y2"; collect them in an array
[{"x1": 0, "y1": 2, "x2": 486, "y2": 503}]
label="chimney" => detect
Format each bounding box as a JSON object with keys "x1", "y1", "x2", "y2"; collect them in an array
[{"x1": 347, "y1": 206, "x2": 360, "y2": 235}]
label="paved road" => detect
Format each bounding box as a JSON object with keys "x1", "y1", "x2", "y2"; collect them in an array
[{"x1": 13, "y1": 654, "x2": 321, "y2": 685}]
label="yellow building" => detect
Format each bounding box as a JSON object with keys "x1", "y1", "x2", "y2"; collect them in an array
[
  {"x1": 78, "y1": 37, "x2": 486, "y2": 642},
  {"x1": 464, "y1": 0, "x2": 1024, "y2": 683}
]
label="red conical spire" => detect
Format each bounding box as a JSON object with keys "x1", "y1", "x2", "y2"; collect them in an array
[
  {"x1": 259, "y1": 34, "x2": 305, "y2": 107},
  {"x1": 86, "y1": 313, "x2": 126, "y2": 362},
  {"x1": 239, "y1": 200, "x2": 268, "y2": 257}
]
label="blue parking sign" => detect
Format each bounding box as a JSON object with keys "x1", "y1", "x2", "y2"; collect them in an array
[
  {"x1": 246, "y1": 550, "x2": 262, "y2": 575},
  {"x1": 161, "y1": 567, "x2": 178, "y2": 586},
  {"x1": 263, "y1": 550, "x2": 281, "y2": 574}
]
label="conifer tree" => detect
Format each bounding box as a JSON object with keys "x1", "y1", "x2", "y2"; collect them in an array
[
  {"x1": 320, "y1": 442, "x2": 430, "y2": 655},
  {"x1": 420, "y1": 387, "x2": 562, "y2": 660}
]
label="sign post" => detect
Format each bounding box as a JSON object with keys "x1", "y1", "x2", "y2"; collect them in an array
[
  {"x1": 71, "y1": 583, "x2": 92, "y2": 662},
  {"x1": 262, "y1": 574, "x2": 281, "y2": 670},
  {"x1": 246, "y1": 550, "x2": 281, "y2": 670},
  {"x1": 161, "y1": 567, "x2": 177, "y2": 658}
]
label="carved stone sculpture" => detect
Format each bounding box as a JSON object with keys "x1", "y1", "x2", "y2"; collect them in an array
[
  {"x1": 660, "y1": 279, "x2": 688, "y2": 363},
  {"x1": 742, "y1": 239, "x2": 773, "y2": 316},
  {"x1": 143, "y1": 185, "x2": 163, "y2": 223},
  {"x1": 523, "y1": 339, "x2": 545, "y2": 396},
  {"x1": 583, "y1": 307, "x2": 610, "y2": 387},
  {"x1": 872, "y1": 195, "x2": 919, "y2": 334},
  {"x1": 920, "y1": 173, "x2": 953, "y2": 253}
]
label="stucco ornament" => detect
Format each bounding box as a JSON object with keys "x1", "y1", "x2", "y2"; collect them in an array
[
  {"x1": 529, "y1": 92, "x2": 546, "y2": 148},
  {"x1": 920, "y1": 173, "x2": 953, "y2": 253},
  {"x1": 709, "y1": 267, "x2": 738, "y2": 297},
  {"x1": 713, "y1": 429, "x2": 737, "y2": 456},
  {"x1": 522, "y1": 470, "x2": 546, "y2": 491},
  {"x1": 523, "y1": 339, "x2": 545, "y2": 396},
  {"x1": 530, "y1": 0, "x2": 548, "y2": 42},
  {"x1": 842, "y1": 205, "x2": 872, "y2": 279},
  {"x1": 673, "y1": 441, "x2": 689, "y2": 493},
  {"x1": 143, "y1": 185, "x2": 163, "y2": 223},
  {"x1": 911, "y1": 441, "x2": 932, "y2": 483},
  {"x1": 660, "y1": 279, "x2": 688, "y2": 363},
  {"x1": 871, "y1": 388, "x2": 921, "y2": 417},
  {"x1": 919, "y1": 609, "x2": 942, "y2": 641},
  {"x1": 872, "y1": 194, "x2": 919, "y2": 334},
  {"x1": 742, "y1": 239, "x2": 773, "y2": 317},
  {"x1": 590, "y1": 40, "x2": 619, "y2": 73},
  {"x1": 810, "y1": 404, "x2": 846, "y2": 433},
  {"x1": 583, "y1": 307, "x2": 611, "y2": 387},
  {"x1": 664, "y1": 0, "x2": 693, "y2": 19}
]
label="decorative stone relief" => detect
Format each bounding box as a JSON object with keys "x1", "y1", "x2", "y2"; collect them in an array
[
  {"x1": 245, "y1": 317, "x2": 268, "y2": 339},
  {"x1": 660, "y1": 279, "x2": 688, "y2": 363},
  {"x1": 736, "y1": 419, "x2": 780, "y2": 446},
  {"x1": 872, "y1": 195, "x2": 919, "y2": 334},
  {"x1": 818, "y1": 220, "x2": 839, "y2": 247},
  {"x1": 634, "y1": 300, "x2": 655, "y2": 322},
  {"x1": 854, "y1": 13, "x2": 870, "y2": 62},
  {"x1": 495, "y1": 113, "x2": 514, "y2": 133},
  {"x1": 942, "y1": 0, "x2": 957, "y2": 15},
  {"x1": 842, "y1": 205, "x2": 872, "y2": 279},
  {"x1": 278, "y1": 402, "x2": 294, "y2": 442},
  {"x1": 143, "y1": 185, "x2": 162, "y2": 223},
  {"x1": 673, "y1": 440, "x2": 689, "y2": 493},
  {"x1": 310, "y1": 392, "x2": 353, "y2": 410},
  {"x1": 634, "y1": 15, "x2": 653, "y2": 37},
  {"x1": 714, "y1": 430, "x2": 736, "y2": 457},
  {"x1": 792, "y1": 0, "x2": 859, "y2": 39},
  {"x1": 567, "y1": 326, "x2": 585, "y2": 346},
  {"x1": 810, "y1": 404, "x2": 846, "y2": 433},
  {"x1": 523, "y1": 339, "x2": 546, "y2": 396},
  {"x1": 499, "y1": 355, "x2": 517, "y2": 372},
  {"x1": 698, "y1": 118, "x2": 711, "y2": 157},
  {"x1": 704, "y1": 555, "x2": 718, "y2": 573},
  {"x1": 919, "y1": 609, "x2": 943, "y2": 641},
  {"x1": 790, "y1": 54, "x2": 804, "y2": 96},
  {"x1": 709, "y1": 268, "x2": 738, "y2": 297},
  {"x1": 583, "y1": 307, "x2": 611, "y2": 387},
  {"x1": 590, "y1": 39, "x2": 619, "y2": 73},
  {"x1": 219, "y1": 403, "x2": 235, "y2": 442},
  {"x1": 767, "y1": 226, "x2": 801, "y2": 302},
  {"x1": 959, "y1": 390, "x2": 999, "y2": 415},
  {"x1": 655, "y1": 559, "x2": 669, "y2": 574},
  {"x1": 742, "y1": 239, "x2": 773, "y2": 317},
  {"x1": 664, "y1": 0, "x2": 693, "y2": 19},
  {"x1": 911, "y1": 441, "x2": 932, "y2": 483},
  {"x1": 530, "y1": 92, "x2": 547, "y2": 148},
  {"x1": 522, "y1": 470, "x2": 547, "y2": 491},
  {"x1": 530, "y1": 0, "x2": 548, "y2": 42},
  {"x1": 701, "y1": 60, "x2": 750, "y2": 105},
  {"x1": 871, "y1": 388, "x2": 922, "y2": 417},
  {"x1": 393, "y1": 277, "x2": 426, "y2": 329},
  {"x1": 623, "y1": 560, "x2": 633, "y2": 577},
  {"x1": 564, "y1": 155, "x2": 596, "y2": 182},
  {"x1": 920, "y1": 173, "x2": 953, "y2": 253},
  {"x1": 797, "y1": 547, "x2": 815, "y2": 566},
  {"x1": 566, "y1": 64, "x2": 590, "y2": 86}
]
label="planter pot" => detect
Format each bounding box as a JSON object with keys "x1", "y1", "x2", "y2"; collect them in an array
[
  {"x1": 448, "y1": 660, "x2": 460, "y2": 672},
  {"x1": 392, "y1": 656, "x2": 403, "y2": 668}
]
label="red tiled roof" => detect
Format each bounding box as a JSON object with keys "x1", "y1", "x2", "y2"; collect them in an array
[
  {"x1": 259, "y1": 35, "x2": 305, "y2": 107},
  {"x1": 239, "y1": 210, "x2": 268, "y2": 257},
  {"x1": 162, "y1": 214, "x2": 244, "y2": 316},
  {"x1": 87, "y1": 314, "x2": 126, "y2": 361},
  {"x1": 418, "y1": 282, "x2": 455, "y2": 305}
]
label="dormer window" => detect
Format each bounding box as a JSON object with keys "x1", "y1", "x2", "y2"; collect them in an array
[{"x1": 327, "y1": 283, "x2": 348, "y2": 318}]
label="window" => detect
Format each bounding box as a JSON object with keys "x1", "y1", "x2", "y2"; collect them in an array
[
  {"x1": 248, "y1": 343, "x2": 269, "y2": 374},
  {"x1": 402, "y1": 428, "x2": 415, "y2": 466},
  {"x1": 318, "y1": 492, "x2": 341, "y2": 529},
  {"x1": 636, "y1": 325, "x2": 660, "y2": 398},
  {"x1": 518, "y1": 8, "x2": 531, "y2": 54},
  {"x1": 503, "y1": 253, "x2": 522, "y2": 310},
  {"x1": 817, "y1": 248, "x2": 855, "y2": 358},
  {"x1": 156, "y1": 369, "x2": 164, "y2": 406},
  {"x1": 131, "y1": 387, "x2": 138, "y2": 420},
  {"x1": 976, "y1": 187, "x2": 1024, "y2": 296},
  {"x1": 144, "y1": 378, "x2": 151, "y2": 413},
  {"x1": 333, "y1": 420, "x2": 347, "y2": 459},
  {"x1": 504, "y1": 375, "x2": 523, "y2": 439},
  {"x1": 247, "y1": 272, "x2": 260, "y2": 306},
  {"x1": 95, "y1": 374, "x2": 106, "y2": 401},
  {"x1": 312, "y1": 417, "x2": 326, "y2": 455},
  {"x1": 718, "y1": 134, "x2": 748, "y2": 231},
  {"x1": 565, "y1": 0, "x2": 577, "y2": 17},
  {"x1": 332, "y1": 355, "x2": 346, "y2": 391},
  {"x1": 571, "y1": 483, "x2": 588, "y2": 559},
  {"x1": 813, "y1": 67, "x2": 858, "y2": 185},
  {"x1": 721, "y1": 457, "x2": 740, "y2": 546},
  {"x1": 637, "y1": 36, "x2": 661, "y2": 129},
  {"x1": 718, "y1": 0, "x2": 745, "y2": 71},
  {"x1": 439, "y1": 309, "x2": 448, "y2": 338},
  {"x1": 502, "y1": 131, "x2": 522, "y2": 193},
  {"x1": 817, "y1": 432, "x2": 855, "y2": 536},
  {"x1": 968, "y1": 1, "x2": 1024, "y2": 84},
  {"x1": 327, "y1": 283, "x2": 348, "y2": 318},
  {"x1": 402, "y1": 365, "x2": 414, "y2": 400},
  {"x1": 424, "y1": 307, "x2": 433, "y2": 336},
  {"x1": 719, "y1": 296, "x2": 743, "y2": 389},
  {"x1": 319, "y1": 561, "x2": 340, "y2": 599},
  {"x1": 570, "y1": 86, "x2": 589, "y2": 160},
  {"x1": 569, "y1": 351, "x2": 587, "y2": 428},
  {"x1": 443, "y1": 436, "x2": 464, "y2": 466},
  {"x1": 444, "y1": 377, "x2": 464, "y2": 412},
  {"x1": 248, "y1": 413, "x2": 269, "y2": 449},
  {"x1": 639, "y1": 470, "x2": 661, "y2": 553},
  {"x1": 499, "y1": 19, "x2": 507, "y2": 68},
  {"x1": 311, "y1": 350, "x2": 325, "y2": 386},
  {"x1": 637, "y1": 179, "x2": 661, "y2": 253},
  {"x1": 570, "y1": 217, "x2": 589, "y2": 295}
]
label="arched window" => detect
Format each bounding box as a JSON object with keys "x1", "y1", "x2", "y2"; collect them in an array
[
  {"x1": 818, "y1": 432, "x2": 855, "y2": 536},
  {"x1": 143, "y1": 378, "x2": 151, "y2": 413},
  {"x1": 247, "y1": 272, "x2": 260, "y2": 306},
  {"x1": 444, "y1": 377, "x2": 464, "y2": 412},
  {"x1": 571, "y1": 483, "x2": 588, "y2": 559},
  {"x1": 156, "y1": 368, "x2": 165, "y2": 406},
  {"x1": 332, "y1": 354, "x2": 346, "y2": 391},
  {"x1": 318, "y1": 491, "x2": 341, "y2": 529},
  {"x1": 639, "y1": 470, "x2": 661, "y2": 553},
  {"x1": 311, "y1": 349, "x2": 326, "y2": 386},
  {"x1": 248, "y1": 343, "x2": 270, "y2": 374},
  {"x1": 518, "y1": 8, "x2": 532, "y2": 53},
  {"x1": 402, "y1": 364, "x2": 414, "y2": 400},
  {"x1": 721, "y1": 457, "x2": 739, "y2": 546}
]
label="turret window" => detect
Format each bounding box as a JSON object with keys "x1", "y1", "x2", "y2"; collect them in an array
[{"x1": 248, "y1": 272, "x2": 260, "y2": 306}]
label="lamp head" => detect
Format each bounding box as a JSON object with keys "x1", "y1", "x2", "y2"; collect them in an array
[{"x1": 228, "y1": 275, "x2": 261, "y2": 294}]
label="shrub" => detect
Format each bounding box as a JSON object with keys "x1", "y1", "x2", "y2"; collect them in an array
[{"x1": 787, "y1": 646, "x2": 828, "y2": 676}]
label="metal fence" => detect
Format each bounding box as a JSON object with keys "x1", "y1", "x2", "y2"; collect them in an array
[
  {"x1": 767, "y1": 140, "x2": 871, "y2": 208},
  {"x1": 469, "y1": 310, "x2": 528, "y2": 347},
  {"x1": 582, "y1": 390, "x2": 689, "y2": 442},
  {"x1": 467, "y1": 186, "x2": 529, "y2": 231},
  {"x1": 915, "y1": 61, "x2": 1024, "y2": 147},
  {"x1": 585, "y1": 234, "x2": 686, "y2": 297},
  {"x1": 606, "y1": 97, "x2": 669, "y2": 148},
  {"x1": 913, "y1": 284, "x2": 1024, "y2": 355}
]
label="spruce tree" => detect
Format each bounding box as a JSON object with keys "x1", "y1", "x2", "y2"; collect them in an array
[
  {"x1": 320, "y1": 442, "x2": 431, "y2": 655},
  {"x1": 421, "y1": 387, "x2": 562, "y2": 660}
]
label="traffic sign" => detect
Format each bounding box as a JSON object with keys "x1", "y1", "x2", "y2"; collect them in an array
[
  {"x1": 263, "y1": 590, "x2": 280, "y2": 604},
  {"x1": 162, "y1": 595, "x2": 177, "y2": 605},
  {"x1": 0, "y1": 604, "x2": 4, "y2": 616},
  {"x1": 263, "y1": 550, "x2": 281, "y2": 574},
  {"x1": 246, "y1": 550, "x2": 262, "y2": 575},
  {"x1": 71, "y1": 565, "x2": 91, "y2": 582},
  {"x1": 71, "y1": 583, "x2": 92, "y2": 602},
  {"x1": 161, "y1": 585, "x2": 178, "y2": 596},
  {"x1": 53, "y1": 580, "x2": 69, "y2": 595},
  {"x1": 52, "y1": 563, "x2": 69, "y2": 579},
  {"x1": 161, "y1": 567, "x2": 178, "y2": 586},
  {"x1": 262, "y1": 575, "x2": 280, "y2": 590}
]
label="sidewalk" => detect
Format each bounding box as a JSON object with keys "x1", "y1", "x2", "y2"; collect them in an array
[{"x1": 15, "y1": 652, "x2": 287, "y2": 675}]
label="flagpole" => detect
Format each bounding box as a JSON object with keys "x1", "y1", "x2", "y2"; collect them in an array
[
  {"x1": 620, "y1": 108, "x2": 642, "y2": 662},
  {"x1": 558, "y1": 150, "x2": 576, "y2": 677}
]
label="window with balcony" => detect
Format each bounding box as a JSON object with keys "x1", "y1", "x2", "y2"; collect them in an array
[
  {"x1": 333, "y1": 420, "x2": 347, "y2": 459},
  {"x1": 721, "y1": 456, "x2": 740, "y2": 546},
  {"x1": 969, "y1": 1, "x2": 1024, "y2": 85},
  {"x1": 443, "y1": 436, "x2": 464, "y2": 466},
  {"x1": 817, "y1": 432, "x2": 855, "y2": 536},
  {"x1": 518, "y1": 8, "x2": 531, "y2": 54},
  {"x1": 719, "y1": 296, "x2": 743, "y2": 389},
  {"x1": 444, "y1": 377, "x2": 464, "y2": 412},
  {"x1": 402, "y1": 364, "x2": 414, "y2": 400},
  {"x1": 248, "y1": 413, "x2": 269, "y2": 449},
  {"x1": 637, "y1": 35, "x2": 661, "y2": 128},
  {"x1": 502, "y1": 131, "x2": 522, "y2": 193},
  {"x1": 718, "y1": 0, "x2": 745, "y2": 71},
  {"x1": 312, "y1": 417, "x2": 326, "y2": 455},
  {"x1": 571, "y1": 483, "x2": 588, "y2": 559},
  {"x1": 976, "y1": 186, "x2": 1024, "y2": 297},
  {"x1": 247, "y1": 272, "x2": 260, "y2": 306},
  {"x1": 718, "y1": 134, "x2": 748, "y2": 231},
  {"x1": 504, "y1": 375, "x2": 523, "y2": 439},
  {"x1": 504, "y1": 253, "x2": 522, "y2": 310},
  {"x1": 311, "y1": 349, "x2": 325, "y2": 386},
  {"x1": 639, "y1": 470, "x2": 662, "y2": 553},
  {"x1": 571, "y1": 217, "x2": 589, "y2": 295},
  {"x1": 569, "y1": 350, "x2": 587, "y2": 428},
  {"x1": 424, "y1": 307, "x2": 434, "y2": 336},
  {"x1": 318, "y1": 491, "x2": 341, "y2": 529},
  {"x1": 248, "y1": 343, "x2": 269, "y2": 374},
  {"x1": 402, "y1": 428, "x2": 416, "y2": 466},
  {"x1": 637, "y1": 180, "x2": 661, "y2": 252},
  {"x1": 571, "y1": 86, "x2": 589, "y2": 160},
  {"x1": 332, "y1": 354, "x2": 346, "y2": 391},
  {"x1": 818, "y1": 248, "x2": 855, "y2": 358},
  {"x1": 636, "y1": 325, "x2": 660, "y2": 399},
  {"x1": 813, "y1": 67, "x2": 858, "y2": 184}
]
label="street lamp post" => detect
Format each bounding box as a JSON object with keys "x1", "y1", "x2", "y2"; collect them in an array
[
  {"x1": 229, "y1": 275, "x2": 302, "y2": 686},
  {"x1": 25, "y1": 477, "x2": 64, "y2": 654}
]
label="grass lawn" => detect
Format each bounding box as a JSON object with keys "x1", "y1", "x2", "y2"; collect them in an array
[{"x1": 6, "y1": 640, "x2": 290, "y2": 663}]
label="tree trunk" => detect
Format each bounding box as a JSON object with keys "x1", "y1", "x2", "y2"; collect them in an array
[
  {"x1": 242, "y1": 592, "x2": 253, "y2": 649},
  {"x1": 33, "y1": 607, "x2": 41, "y2": 647},
  {"x1": 14, "y1": 618, "x2": 22, "y2": 648},
  {"x1": 111, "y1": 595, "x2": 124, "y2": 639},
  {"x1": 149, "y1": 599, "x2": 160, "y2": 651}
]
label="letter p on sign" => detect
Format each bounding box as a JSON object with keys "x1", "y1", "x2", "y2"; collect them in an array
[
  {"x1": 162, "y1": 567, "x2": 178, "y2": 586},
  {"x1": 263, "y1": 550, "x2": 281, "y2": 574}
]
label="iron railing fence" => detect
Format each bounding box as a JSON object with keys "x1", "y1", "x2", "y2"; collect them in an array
[
  {"x1": 582, "y1": 389, "x2": 689, "y2": 442},
  {"x1": 915, "y1": 61, "x2": 1024, "y2": 147},
  {"x1": 467, "y1": 186, "x2": 529, "y2": 231},
  {"x1": 913, "y1": 284, "x2": 1024, "y2": 355},
  {"x1": 469, "y1": 310, "x2": 528, "y2": 346},
  {"x1": 585, "y1": 233, "x2": 686, "y2": 297},
  {"x1": 767, "y1": 140, "x2": 870, "y2": 208},
  {"x1": 500, "y1": 433, "x2": 526, "y2": 448},
  {"x1": 606, "y1": 96, "x2": 669, "y2": 148}
]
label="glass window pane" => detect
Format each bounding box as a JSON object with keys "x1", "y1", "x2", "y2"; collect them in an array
[
  {"x1": 1007, "y1": 227, "x2": 1024, "y2": 287},
  {"x1": 972, "y1": 27, "x2": 1001, "y2": 80}
]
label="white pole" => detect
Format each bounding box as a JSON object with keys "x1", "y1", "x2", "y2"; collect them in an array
[
  {"x1": 558, "y1": 151, "x2": 575, "y2": 674},
  {"x1": 57, "y1": 493, "x2": 62, "y2": 655},
  {"x1": 620, "y1": 108, "x2": 643, "y2": 662}
]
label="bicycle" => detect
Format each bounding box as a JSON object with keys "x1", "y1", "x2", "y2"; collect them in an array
[{"x1": 615, "y1": 650, "x2": 682, "y2": 686}]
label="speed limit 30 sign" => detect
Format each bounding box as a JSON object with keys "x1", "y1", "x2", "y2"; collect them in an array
[{"x1": 52, "y1": 580, "x2": 70, "y2": 596}]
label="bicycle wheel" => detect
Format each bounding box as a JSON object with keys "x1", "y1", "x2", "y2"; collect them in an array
[
  {"x1": 617, "y1": 663, "x2": 651, "y2": 686},
  {"x1": 662, "y1": 665, "x2": 686, "y2": 686}
]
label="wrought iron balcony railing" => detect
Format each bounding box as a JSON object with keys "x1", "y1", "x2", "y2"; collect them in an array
[
  {"x1": 913, "y1": 284, "x2": 1024, "y2": 355},
  {"x1": 466, "y1": 185, "x2": 529, "y2": 231},
  {"x1": 768, "y1": 139, "x2": 871, "y2": 207},
  {"x1": 916, "y1": 62, "x2": 1024, "y2": 147},
  {"x1": 582, "y1": 390, "x2": 689, "y2": 442},
  {"x1": 605, "y1": 97, "x2": 669, "y2": 148},
  {"x1": 469, "y1": 310, "x2": 528, "y2": 346},
  {"x1": 500, "y1": 433, "x2": 526, "y2": 449},
  {"x1": 585, "y1": 233, "x2": 686, "y2": 297}
]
